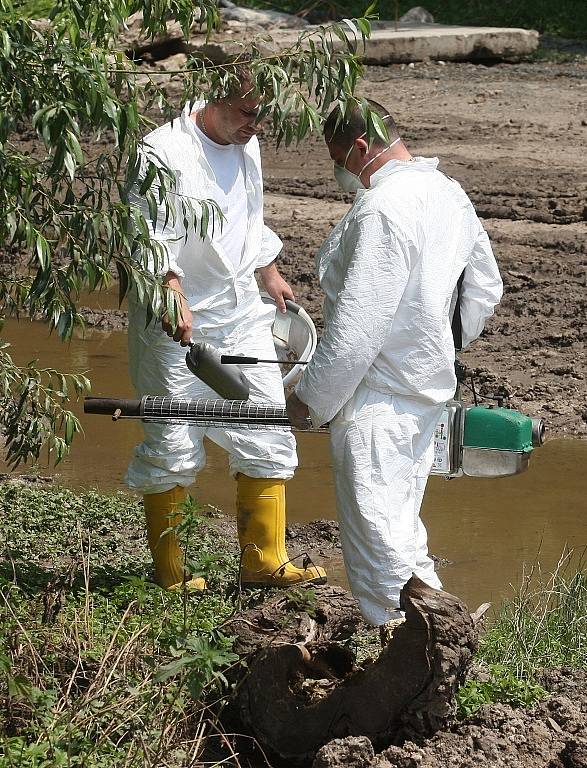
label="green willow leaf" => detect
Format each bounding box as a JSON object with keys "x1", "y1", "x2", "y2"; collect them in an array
[{"x1": 0, "y1": 2, "x2": 372, "y2": 465}]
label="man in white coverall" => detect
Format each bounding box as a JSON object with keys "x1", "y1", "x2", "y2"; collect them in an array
[
  {"x1": 287, "y1": 99, "x2": 502, "y2": 629},
  {"x1": 126, "y1": 75, "x2": 326, "y2": 591}
]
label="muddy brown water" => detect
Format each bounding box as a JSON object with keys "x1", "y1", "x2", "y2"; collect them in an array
[{"x1": 3, "y1": 314, "x2": 586, "y2": 613}]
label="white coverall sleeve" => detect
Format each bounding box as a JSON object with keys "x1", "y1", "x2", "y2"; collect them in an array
[
  {"x1": 257, "y1": 224, "x2": 283, "y2": 268},
  {"x1": 459, "y1": 223, "x2": 503, "y2": 348},
  {"x1": 128, "y1": 147, "x2": 185, "y2": 278},
  {"x1": 295, "y1": 212, "x2": 410, "y2": 427}
]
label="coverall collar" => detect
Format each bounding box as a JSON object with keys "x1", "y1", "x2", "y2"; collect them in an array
[{"x1": 368, "y1": 156, "x2": 440, "y2": 189}]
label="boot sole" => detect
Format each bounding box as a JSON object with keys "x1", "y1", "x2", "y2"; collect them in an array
[{"x1": 241, "y1": 575, "x2": 328, "y2": 589}]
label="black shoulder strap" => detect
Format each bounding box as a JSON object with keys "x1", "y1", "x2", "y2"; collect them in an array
[{"x1": 451, "y1": 269, "x2": 465, "y2": 351}]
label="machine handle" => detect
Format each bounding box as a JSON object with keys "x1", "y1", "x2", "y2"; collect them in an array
[
  {"x1": 221, "y1": 355, "x2": 259, "y2": 365},
  {"x1": 220, "y1": 355, "x2": 307, "y2": 365},
  {"x1": 84, "y1": 398, "x2": 142, "y2": 417}
]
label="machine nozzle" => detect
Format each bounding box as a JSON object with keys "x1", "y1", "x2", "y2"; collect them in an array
[{"x1": 531, "y1": 418, "x2": 545, "y2": 447}]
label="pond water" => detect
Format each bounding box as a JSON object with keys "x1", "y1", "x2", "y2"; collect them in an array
[{"x1": 3, "y1": 313, "x2": 586, "y2": 612}]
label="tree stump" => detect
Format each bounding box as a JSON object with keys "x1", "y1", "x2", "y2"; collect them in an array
[{"x1": 230, "y1": 576, "x2": 479, "y2": 763}]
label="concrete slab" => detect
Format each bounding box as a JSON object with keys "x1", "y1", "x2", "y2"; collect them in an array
[
  {"x1": 187, "y1": 21, "x2": 539, "y2": 65},
  {"x1": 359, "y1": 23, "x2": 539, "y2": 64}
]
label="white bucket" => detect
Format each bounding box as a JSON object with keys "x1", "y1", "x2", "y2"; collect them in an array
[{"x1": 260, "y1": 294, "x2": 317, "y2": 388}]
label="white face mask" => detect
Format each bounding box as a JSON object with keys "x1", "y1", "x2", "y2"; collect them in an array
[
  {"x1": 333, "y1": 162, "x2": 364, "y2": 193},
  {"x1": 333, "y1": 133, "x2": 401, "y2": 193}
]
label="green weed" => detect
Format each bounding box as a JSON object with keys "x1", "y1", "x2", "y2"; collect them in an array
[
  {"x1": 457, "y1": 552, "x2": 587, "y2": 718},
  {"x1": 0, "y1": 481, "x2": 243, "y2": 766},
  {"x1": 480, "y1": 552, "x2": 587, "y2": 675},
  {"x1": 457, "y1": 663, "x2": 548, "y2": 718},
  {"x1": 284, "y1": 586, "x2": 318, "y2": 617}
]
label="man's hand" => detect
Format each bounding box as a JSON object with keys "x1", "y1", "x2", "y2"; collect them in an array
[
  {"x1": 259, "y1": 261, "x2": 294, "y2": 314},
  {"x1": 286, "y1": 391, "x2": 310, "y2": 429},
  {"x1": 162, "y1": 272, "x2": 193, "y2": 346}
]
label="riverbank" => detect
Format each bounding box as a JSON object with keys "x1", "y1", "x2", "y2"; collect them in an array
[{"x1": 1, "y1": 480, "x2": 586, "y2": 766}]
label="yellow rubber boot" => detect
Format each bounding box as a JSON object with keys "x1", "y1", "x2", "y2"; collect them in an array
[
  {"x1": 236, "y1": 474, "x2": 327, "y2": 587},
  {"x1": 143, "y1": 486, "x2": 205, "y2": 591}
]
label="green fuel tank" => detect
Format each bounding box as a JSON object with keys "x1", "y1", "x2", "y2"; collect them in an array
[
  {"x1": 462, "y1": 406, "x2": 544, "y2": 477},
  {"x1": 432, "y1": 403, "x2": 545, "y2": 478},
  {"x1": 463, "y1": 406, "x2": 534, "y2": 453}
]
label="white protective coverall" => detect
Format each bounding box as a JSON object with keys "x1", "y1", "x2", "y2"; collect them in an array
[
  {"x1": 125, "y1": 104, "x2": 297, "y2": 493},
  {"x1": 295, "y1": 157, "x2": 503, "y2": 626}
]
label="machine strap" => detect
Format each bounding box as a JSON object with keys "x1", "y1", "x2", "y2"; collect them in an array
[{"x1": 451, "y1": 269, "x2": 465, "y2": 352}]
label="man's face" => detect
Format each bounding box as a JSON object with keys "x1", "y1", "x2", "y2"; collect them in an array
[
  {"x1": 326, "y1": 134, "x2": 367, "y2": 175},
  {"x1": 216, "y1": 93, "x2": 263, "y2": 145}
]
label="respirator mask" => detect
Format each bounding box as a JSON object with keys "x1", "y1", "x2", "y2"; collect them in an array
[{"x1": 333, "y1": 116, "x2": 401, "y2": 193}]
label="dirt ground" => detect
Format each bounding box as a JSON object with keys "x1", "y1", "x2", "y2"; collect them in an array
[
  {"x1": 214, "y1": 512, "x2": 587, "y2": 768},
  {"x1": 312, "y1": 668, "x2": 587, "y2": 768},
  {"x1": 259, "y1": 57, "x2": 587, "y2": 438}
]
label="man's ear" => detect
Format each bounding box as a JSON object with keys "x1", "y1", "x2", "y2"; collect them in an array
[{"x1": 356, "y1": 137, "x2": 369, "y2": 155}]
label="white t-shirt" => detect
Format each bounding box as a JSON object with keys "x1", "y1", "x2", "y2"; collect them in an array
[{"x1": 193, "y1": 122, "x2": 248, "y2": 270}]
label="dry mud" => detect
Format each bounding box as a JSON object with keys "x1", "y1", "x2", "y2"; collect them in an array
[
  {"x1": 205, "y1": 511, "x2": 587, "y2": 768},
  {"x1": 261, "y1": 58, "x2": 587, "y2": 438},
  {"x1": 312, "y1": 669, "x2": 587, "y2": 768},
  {"x1": 202, "y1": 511, "x2": 587, "y2": 768}
]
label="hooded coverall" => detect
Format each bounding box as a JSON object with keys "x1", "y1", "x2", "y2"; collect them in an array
[
  {"x1": 295, "y1": 157, "x2": 503, "y2": 626},
  {"x1": 125, "y1": 104, "x2": 297, "y2": 493}
]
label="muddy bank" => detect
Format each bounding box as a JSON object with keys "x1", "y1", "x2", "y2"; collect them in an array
[
  {"x1": 137, "y1": 503, "x2": 587, "y2": 767},
  {"x1": 201, "y1": 486, "x2": 587, "y2": 766},
  {"x1": 313, "y1": 668, "x2": 587, "y2": 768},
  {"x1": 2, "y1": 476, "x2": 586, "y2": 767},
  {"x1": 133, "y1": 508, "x2": 587, "y2": 766}
]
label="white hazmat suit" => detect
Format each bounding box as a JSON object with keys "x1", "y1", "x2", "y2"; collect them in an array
[
  {"x1": 125, "y1": 104, "x2": 297, "y2": 493},
  {"x1": 296, "y1": 157, "x2": 503, "y2": 625}
]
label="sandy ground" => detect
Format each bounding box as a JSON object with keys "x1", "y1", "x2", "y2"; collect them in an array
[{"x1": 259, "y1": 58, "x2": 587, "y2": 438}]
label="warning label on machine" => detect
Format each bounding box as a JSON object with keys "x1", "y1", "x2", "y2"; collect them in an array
[{"x1": 433, "y1": 410, "x2": 450, "y2": 473}]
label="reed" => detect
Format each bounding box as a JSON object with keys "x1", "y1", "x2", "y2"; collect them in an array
[{"x1": 480, "y1": 550, "x2": 587, "y2": 676}]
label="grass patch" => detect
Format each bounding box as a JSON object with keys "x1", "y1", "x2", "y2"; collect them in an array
[
  {"x1": 457, "y1": 552, "x2": 587, "y2": 717},
  {"x1": 0, "y1": 480, "x2": 244, "y2": 766},
  {"x1": 457, "y1": 663, "x2": 548, "y2": 718}
]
